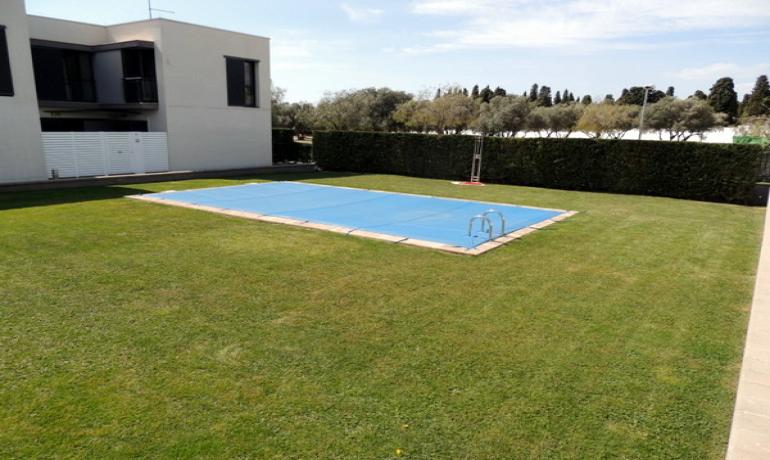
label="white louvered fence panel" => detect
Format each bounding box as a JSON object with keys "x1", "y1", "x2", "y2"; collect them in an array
[
  {"x1": 140, "y1": 133, "x2": 169, "y2": 173},
  {"x1": 73, "y1": 133, "x2": 108, "y2": 177},
  {"x1": 42, "y1": 133, "x2": 78, "y2": 179},
  {"x1": 105, "y1": 133, "x2": 133, "y2": 175},
  {"x1": 43, "y1": 132, "x2": 169, "y2": 179}
]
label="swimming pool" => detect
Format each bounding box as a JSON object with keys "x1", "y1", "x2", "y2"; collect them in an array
[{"x1": 130, "y1": 182, "x2": 575, "y2": 255}]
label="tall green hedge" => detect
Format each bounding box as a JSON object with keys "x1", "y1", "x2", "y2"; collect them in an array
[{"x1": 314, "y1": 131, "x2": 766, "y2": 204}]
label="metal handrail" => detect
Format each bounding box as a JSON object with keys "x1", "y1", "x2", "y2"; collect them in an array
[
  {"x1": 468, "y1": 214, "x2": 493, "y2": 241},
  {"x1": 481, "y1": 209, "x2": 506, "y2": 235}
]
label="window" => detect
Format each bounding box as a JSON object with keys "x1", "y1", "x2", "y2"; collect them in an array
[
  {"x1": 226, "y1": 57, "x2": 257, "y2": 107},
  {"x1": 122, "y1": 48, "x2": 157, "y2": 103},
  {"x1": 0, "y1": 26, "x2": 13, "y2": 97},
  {"x1": 41, "y1": 118, "x2": 148, "y2": 132},
  {"x1": 31, "y1": 46, "x2": 95, "y2": 102}
]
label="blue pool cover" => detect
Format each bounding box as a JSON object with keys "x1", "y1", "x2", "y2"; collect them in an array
[{"x1": 145, "y1": 182, "x2": 563, "y2": 249}]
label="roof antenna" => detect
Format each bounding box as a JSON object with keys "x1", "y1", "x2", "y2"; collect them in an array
[{"x1": 148, "y1": 0, "x2": 175, "y2": 19}]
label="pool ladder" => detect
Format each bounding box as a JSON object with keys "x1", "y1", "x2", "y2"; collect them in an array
[{"x1": 468, "y1": 209, "x2": 506, "y2": 242}]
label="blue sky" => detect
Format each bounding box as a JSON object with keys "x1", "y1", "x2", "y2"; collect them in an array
[{"x1": 25, "y1": 0, "x2": 770, "y2": 103}]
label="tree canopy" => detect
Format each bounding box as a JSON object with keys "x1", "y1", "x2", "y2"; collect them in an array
[
  {"x1": 707, "y1": 77, "x2": 739, "y2": 124},
  {"x1": 645, "y1": 97, "x2": 724, "y2": 141},
  {"x1": 272, "y1": 74, "x2": 760, "y2": 139},
  {"x1": 617, "y1": 86, "x2": 666, "y2": 105},
  {"x1": 743, "y1": 75, "x2": 770, "y2": 117}
]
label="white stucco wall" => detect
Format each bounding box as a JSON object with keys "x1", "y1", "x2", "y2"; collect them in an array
[
  {"x1": 0, "y1": 0, "x2": 46, "y2": 184},
  {"x1": 27, "y1": 15, "x2": 109, "y2": 46},
  {"x1": 150, "y1": 19, "x2": 272, "y2": 171}
]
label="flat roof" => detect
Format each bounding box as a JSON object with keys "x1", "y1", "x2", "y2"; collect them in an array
[{"x1": 26, "y1": 15, "x2": 270, "y2": 41}]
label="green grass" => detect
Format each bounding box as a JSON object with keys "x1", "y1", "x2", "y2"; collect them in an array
[{"x1": 0, "y1": 173, "x2": 764, "y2": 459}]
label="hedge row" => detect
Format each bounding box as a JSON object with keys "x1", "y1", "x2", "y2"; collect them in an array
[{"x1": 314, "y1": 131, "x2": 766, "y2": 204}]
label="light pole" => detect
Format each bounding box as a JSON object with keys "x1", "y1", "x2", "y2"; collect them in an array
[{"x1": 638, "y1": 85, "x2": 655, "y2": 140}]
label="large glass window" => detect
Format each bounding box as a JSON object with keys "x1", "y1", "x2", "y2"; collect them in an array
[
  {"x1": 0, "y1": 26, "x2": 13, "y2": 97},
  {"x1": 31, "y1": 46, "x2": 96, "y2": 102},
  {"x1": 122, "y1": 48, "x2": 157, "y2": 103},
  {"x1": 226, "y1": 57, "x2": 257, "y2": 107}
]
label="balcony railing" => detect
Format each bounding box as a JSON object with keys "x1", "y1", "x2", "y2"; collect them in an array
[{"x1": 123, "y1": 77, "x2": 158, "y2": 103}]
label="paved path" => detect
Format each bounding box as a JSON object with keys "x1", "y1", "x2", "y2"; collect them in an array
[{"x1": 727, "y1": 200, "x2": 770, "y2": 459}]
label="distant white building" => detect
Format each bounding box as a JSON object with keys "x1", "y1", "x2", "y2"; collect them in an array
[
  {"x1": 516, "y1": 127, "x2": 738, "y2": 143},
  {"x1": 0, "y1": 0, "x2": 272, "y2": 184}
]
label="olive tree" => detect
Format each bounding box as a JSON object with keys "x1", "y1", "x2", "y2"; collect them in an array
[
  {"x1": 393, "y1": 92, "x2": 477, "y2": 135},
  {"x1": 430, "y1": 93, "x2": 478, "y2": 134},
  {"x1": 474, "y1": 95, "x2": 531, "y2": 136},
  {"x1": 646, "y1": 97, "x2": 725, "y2": 141},
  {"x1": 314, "y1": 88, "x2": 412, "y2": 131},
  {"x1": 527, "y1": 104, "x2": 584, "y2": 138},
  {"x1": 392, "y1": 100, "x2": 433, "y2": 133},
  {"x1": 576, "y1": 103, "x2": 639, "y2": 139}
]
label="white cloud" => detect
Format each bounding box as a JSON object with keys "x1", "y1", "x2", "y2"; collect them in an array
[
  {"x1": 406, "y1": 0, "x2": 770, "y2": 52},
  {"x1": 674, "y1": 63, "x2": 744, "y2": 81},
  {"x1": 340, "y1": 3, "x2": 384, "y2": 23},
  {"x1": 271, "y1": 32, "x2": 355, "y2": 75},
  {"x1": 411, "y1": 0, "x2": 490, "y2": 15},
  {"x1": 673, "y1": 62, "x2": 770, "y2": 95}
]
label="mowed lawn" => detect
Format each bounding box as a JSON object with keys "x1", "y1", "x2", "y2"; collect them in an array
[{"x1": 0, "y1": 173, "x2": 764, "y2": 459}]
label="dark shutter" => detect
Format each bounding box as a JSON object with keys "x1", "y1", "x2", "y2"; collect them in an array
[
  {"x1": 0, "y1": 26, "x2": 13, "y2": 97},
  {"x1": 226, "y1": 57, "x2": 245, "y2": 106},
  {"x1": 32, "y1": 47, "x2": 67, "y2": 100}
]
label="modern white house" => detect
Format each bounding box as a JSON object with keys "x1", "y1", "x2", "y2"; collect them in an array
[{"x1": 0, "y1": 0, "x2": 272, "y2": 184}]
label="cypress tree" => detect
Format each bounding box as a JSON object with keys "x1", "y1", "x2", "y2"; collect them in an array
[
  {"x1": 666, "y1": 86, "x2": 675, "y2": 97},
  {"x1": 537, "y1": 86, "x2": 553, "y2": 107},
  {"x1": 740, "y1": 94, "x2": 751, "y2": 116},
  {"x1": 480, "y1": 85, "x2": 493, "y2": 103},
  {"x1": 618, "y1": 86, "x2": 665, "y2": 105},
  {"x1": 529, "y1": 84, "x2": 539, "y2": 102},
  {"x1": 471, "y1": 85, "x2": 480, "y2": 99},
  {"x1": 745, "y1": 75, "x2": 770, "y2": 116},
  {"x1": 707, "y1": 77, "x2": 739, "y2": 123},
  {"x1": 554, "y1": 91, "x2": 562, "y2": 105}
]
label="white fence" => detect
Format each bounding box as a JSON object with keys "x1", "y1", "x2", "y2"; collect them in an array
[{"x1": 42, "y1": 132, "x2": 169, "y2": 179}]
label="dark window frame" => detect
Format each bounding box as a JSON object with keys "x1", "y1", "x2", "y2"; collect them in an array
[
  {"x1": 0, "y1": 25, "x2": 14, "y2": 97},
  {"x1": 31, "y1": 45, "x2": 97, "y2": 102},
  {"x1": 225, "y1": 56, "x2": 258, "y2": 108},
  {"x1": 121, "y1": 47, "x2": 158, "y2": 103}
]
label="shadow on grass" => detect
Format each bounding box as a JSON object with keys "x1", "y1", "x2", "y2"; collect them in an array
[
  {"x1": 0, "y1": 171, "x2": 358, "y2": 211},
  {"x1": 0, "y1": 186, "x2": 155, "y2": 211}
]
